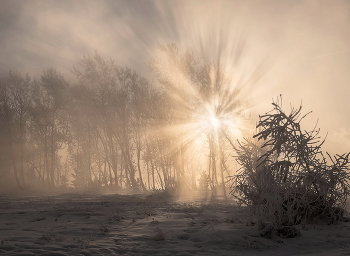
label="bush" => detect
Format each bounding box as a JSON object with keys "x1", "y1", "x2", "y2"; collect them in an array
[{"x1": 230, "y1": 97, "x2": 350, "y2": 228}]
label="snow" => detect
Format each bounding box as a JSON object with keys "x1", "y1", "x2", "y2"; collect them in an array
[{"x1": 0, "y1": 191, "x2": 350, "y2": 255}]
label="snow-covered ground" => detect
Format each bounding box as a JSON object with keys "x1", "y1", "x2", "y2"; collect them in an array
[{"x1": 1, "y1": 191, "x2": 350, "y2": 255}]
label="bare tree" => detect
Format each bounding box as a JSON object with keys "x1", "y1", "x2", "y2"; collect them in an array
[
  {"x1": 31, "y1": 68, "x2": 69, "y2": 188},
  {"x1": 150, "y1": 43, "x2": 243, "y2": 195},
  {"x1": 0, "y1": 71, "x2": 32, "y2": 189}
]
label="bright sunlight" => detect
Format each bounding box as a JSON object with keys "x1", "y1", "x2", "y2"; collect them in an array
[
  {"x1": 149, "y1": 45, "x2": 255, "y2": 198},
  {"x1": 209, "y1": 113, "x2": 220, "y2": 131}
]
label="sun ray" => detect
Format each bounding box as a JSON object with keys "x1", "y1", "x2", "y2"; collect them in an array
[{"x1": 210, "y1": 115, "x2": 220, "y2": 131}]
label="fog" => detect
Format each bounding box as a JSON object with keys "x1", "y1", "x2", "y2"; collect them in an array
[
  {"x1": 1, "y1": 0, "x2": 350, "y2": 193},
  {"x1": 2, "y1": 2, "x2": 350, "y2": 255}
]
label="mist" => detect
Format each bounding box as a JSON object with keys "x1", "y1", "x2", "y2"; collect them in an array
[
  {"x1": 2, "y1": 1, "x2": 350, "y2": 255},
  {"x1": 1, "y1": 0, "x2": 349, "y2": 152},
  {"x1": 0, "y1": 0, "x2": 349, "y2": 191}
]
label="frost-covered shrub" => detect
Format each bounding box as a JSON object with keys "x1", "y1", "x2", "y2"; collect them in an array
[{"x1": 230, "y1": 97, "x2": 350, "y2": 227}]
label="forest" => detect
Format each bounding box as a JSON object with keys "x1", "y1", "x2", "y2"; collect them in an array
[
  {"x1": 0, "y1": 44, "x2": 247, "y2": 196},
  {"x1": 2, "y1": 42, "x2": 350, "y2": 252}
]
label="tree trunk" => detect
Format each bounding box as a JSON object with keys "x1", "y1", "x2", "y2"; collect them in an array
[
  {"x1": 50, "y1": 124, "x2": 55, "y2": 187},
  {"x1": 136, "y1": 142, "x2": 146, "y2": 190}
]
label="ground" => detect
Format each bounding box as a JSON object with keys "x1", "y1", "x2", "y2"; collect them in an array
[{"x1": 1, "y1": 191, "x2": 350, "y2": 256}]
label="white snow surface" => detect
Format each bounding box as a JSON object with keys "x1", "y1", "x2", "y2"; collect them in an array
[{"x1": 0, "y1": 191, "x2": 350, "y2": 255}]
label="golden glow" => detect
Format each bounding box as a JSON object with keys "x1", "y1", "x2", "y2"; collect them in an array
[
  {"x1": 209, "y1": 114, "x2": 220, "y2": 131},
  {"x1": 149, "y1": 45, "x2": 259, "y2": 193}
]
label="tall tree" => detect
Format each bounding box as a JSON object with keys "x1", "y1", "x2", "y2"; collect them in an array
[
  {"x1": 0, "y1": 71, "x2": 32, "y2": 189},
  {"x1": 31, "y1": 68, "x2": 69, "y2": 188},
  {"x1": 150, "y1": 43, "x2": 243, "y2": 195}
]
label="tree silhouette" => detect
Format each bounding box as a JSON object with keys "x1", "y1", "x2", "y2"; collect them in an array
[
  {"x1": 31, "y1": 68, "x2": 69, "y2": 188},
  {"x1": 0, "y1": 71, "x2": 32, "y2": 189},
  {"x1": 0, "y1": 46, "x2": 247, "y2": 193},
  {"x1": 150, "y1": 43, "x2": 244, "y2": 196}
]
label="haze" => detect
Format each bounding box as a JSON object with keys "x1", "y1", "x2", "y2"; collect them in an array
[
  {"x1": 2, "y1": 1, "x2": 350, "y2": 255},
  {"x1": 1, "y1": 0, "x2": 350, "y2": 193},
  {"x1": 2, "y1": 0, "x2": 350, "y2": 153}
]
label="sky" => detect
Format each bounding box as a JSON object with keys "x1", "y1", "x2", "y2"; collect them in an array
[{"x1": 1, "y1": 0, "x2": 350, "y2": 154}]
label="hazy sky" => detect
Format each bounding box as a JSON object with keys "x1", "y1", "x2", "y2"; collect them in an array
[{"x1": 1, "y1": 0, "x2": 350, "y2": 154}]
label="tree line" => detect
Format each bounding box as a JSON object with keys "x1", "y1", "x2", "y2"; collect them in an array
[{"x1": 0, "y1": 44, "x2": 244, "y2": 194}]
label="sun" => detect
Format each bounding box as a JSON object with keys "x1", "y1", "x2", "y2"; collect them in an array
[{"x1": 209, "y1": 114, "x2": 220, "y2": 131}]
